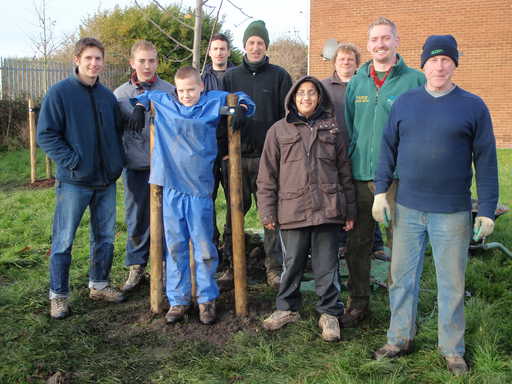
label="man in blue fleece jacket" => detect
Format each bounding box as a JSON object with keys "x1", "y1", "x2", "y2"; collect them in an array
[
  {"x1": 372, "y1": 35, "x2": 498, "y2": 376},
  {"x1": 37, "y1": 38, "x2": 126, "y2": 320}
]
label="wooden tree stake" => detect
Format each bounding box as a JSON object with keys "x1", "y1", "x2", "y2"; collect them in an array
[{"x1": 227, "y1": 94, "x2": 248, "y2": 317}]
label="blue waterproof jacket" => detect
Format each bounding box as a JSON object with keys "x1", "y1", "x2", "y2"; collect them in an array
[
  {"x1": 37, "y1": 73, "x2": 124, "y2": 187},
  {"x1": 136, "y1": 90, "x2": 255, "y2": 197}
]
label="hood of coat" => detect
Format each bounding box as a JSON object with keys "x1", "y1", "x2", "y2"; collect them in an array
[{"x1": 285, "y1": 75, "x2": 334, "y2": 123}]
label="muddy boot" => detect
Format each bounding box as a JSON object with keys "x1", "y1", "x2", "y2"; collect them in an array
[
  {"x1": 50, "y1": 297, "x2": 70, "y2": 319},
  {"x1": 165, "y1": 305, "x2": 190, "y2": 324},
  {"x1": 199, "y1": 301, "x2": 216, "y2": 325},
  {"x1": 122, "y1": 264, "x2": 145, "y2": 292},
  {"x1": 446, "y1": 356, "x2": 468, "y2": 376},
  {"x1": 374, "y1": 341, "x2": 413, "y2": 360},
  {"x1": 89, "y1": 285, "x2": 125, "y2": 303},
  {"x1": 266, "y1": 270, "x2": 281, "y2": 289},
  {"x1": 262, "y1": 310, "x2": 300, "y2": 331},
  {"x1": 318, "y1": 313, "x2": 341, "y2": 342}
]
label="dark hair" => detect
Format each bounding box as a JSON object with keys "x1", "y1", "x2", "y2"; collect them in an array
[
  {"x1": 74, "y1": 37, "x2": 105, "y2": 58},
  {"x1": 210, "y1": 33, "x2": 230, "y2": 49},
  {"x1": 175, "y1": 66, "x2": 202, "y2": 84}
]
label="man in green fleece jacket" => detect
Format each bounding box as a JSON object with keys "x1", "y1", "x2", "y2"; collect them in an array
[{"x1": 342, "y1": 17, "x2": 425, "y2": 327}]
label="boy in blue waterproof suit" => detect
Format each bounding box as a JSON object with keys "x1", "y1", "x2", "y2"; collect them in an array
[{"x1": 135, "y1": 66, "x2": 255, "y2": 324}]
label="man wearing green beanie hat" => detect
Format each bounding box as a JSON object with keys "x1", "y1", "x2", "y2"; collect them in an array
[
  {"x1": 243, "y1": 20, "x2": 270, "y2": 49},
  {"x1": 221, "y1": 20, "x2": 292, "y2": 290}
]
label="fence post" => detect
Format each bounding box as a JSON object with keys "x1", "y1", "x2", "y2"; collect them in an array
[
  {"x1": 28, "y1": 98, "x2": 37, "y2": 184},
  {"x1": 149, "y1": 102, "x2": 164, "y2": 314},
  {"x1": 227, "y1": 94, "x2": 248, "y2": 317}
]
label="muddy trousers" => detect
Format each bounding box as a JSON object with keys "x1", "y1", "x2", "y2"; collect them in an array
[
  {"x1": 276, "y1": 224, "x2": 344, "y2": 316},
  {"x1": 162, "y1": 188, "x2": 219, "y2": 306}
]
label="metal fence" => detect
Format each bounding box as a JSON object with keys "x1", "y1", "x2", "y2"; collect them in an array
[{"x1": 0, "y1": 58, "x2": 129, "y2": 100}]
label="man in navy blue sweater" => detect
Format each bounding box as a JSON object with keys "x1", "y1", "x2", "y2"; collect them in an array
[
  {"x1": 371, "y1": 35, "x2": 498, "y2": 375},
  {"x1": 38, "y1": 38, "x2": 126, "y2": 319}
]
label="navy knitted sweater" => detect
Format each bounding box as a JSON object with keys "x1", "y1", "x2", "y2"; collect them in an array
[{"x1": 375, "y1": 86, "x2": 498, "y2": 219}]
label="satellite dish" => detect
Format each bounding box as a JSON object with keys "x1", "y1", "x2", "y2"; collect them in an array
[{"x1": 322, "y1": 38, "x2": 339, "y2": 61}]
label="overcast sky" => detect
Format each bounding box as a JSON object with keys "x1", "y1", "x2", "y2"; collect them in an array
[{"x1": 1, "y1": 0, "x2": 309, "y2": 58}]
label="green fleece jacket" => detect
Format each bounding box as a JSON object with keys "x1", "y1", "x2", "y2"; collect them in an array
[{"x1": 345, "y1": 55, "x2": 425, "y2": 181}]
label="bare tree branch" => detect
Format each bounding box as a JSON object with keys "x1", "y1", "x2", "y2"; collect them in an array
[
  {"x1": 226, "y1": 0, "x2": 252, "y2": 19},
  {"x1": 150, "y1": 0, "x2": 194, "y2": 31},
  {"x1": 201, "y1": 0, "x2": 224, "y2": 75},
  {"x1": 167, "y1": 53, "x2": 193, "y2": 63},
  {"x1": 134, "y1": 0, "x2": 193, "y2": 53}
]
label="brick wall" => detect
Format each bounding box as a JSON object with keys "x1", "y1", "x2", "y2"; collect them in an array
[{"x1": 309, "y1": 0, "x2": 512, "y2": 148}]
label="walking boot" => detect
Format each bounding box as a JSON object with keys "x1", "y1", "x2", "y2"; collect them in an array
[
  {"x1": 318, "y1": 313, "x2": 341, "y2": 342},
  {"x1": 122, "y1": 264, "x2": 145, "y2": 292},
  {"x1": 199, "y1": 301, "x2": 216, "y2": 325}
]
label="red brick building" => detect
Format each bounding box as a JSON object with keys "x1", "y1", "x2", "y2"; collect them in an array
[{"x1": 308, "y1": 0, "x2": 511, "y2": 148}]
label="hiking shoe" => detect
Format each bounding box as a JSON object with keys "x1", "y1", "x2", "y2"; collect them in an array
[
  {"x1": 262, "y1": 310, "x2": 300, "y2": 331},
  {"x1": 266, "y1": 270, "x2": 281, "y2": 289},
  {"x1": 446, "y1": 355, "x2": 468, "y2": 376},
  {"x1": 374, "y1": 342, "x2": 413, "y2": 360},
  {"x1": 165, "y1": 305, "x2": 190, "y2": 324},
  {"x1": 199, "y1": 301, "x2": 216, "y2": 325},
  {"x1": 341, "y1": 307, "x2": 369, "y2": 328},
  {"x1": 89, "y1": 286, "x2": 125, "y2": 303},
  {"x1": 121, "y1": 264, "x2": 145, "y2": 292},
  {"x1": 318, "y1": 313, "x2": 341, "y2": 342},
  {"x1": 50, "y1": 297, "x2": 69, "y2": 319}
]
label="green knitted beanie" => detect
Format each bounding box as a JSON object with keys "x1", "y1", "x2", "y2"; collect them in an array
[{"x1": 243, "y1": 20, "x2": 270, "y2": 48}]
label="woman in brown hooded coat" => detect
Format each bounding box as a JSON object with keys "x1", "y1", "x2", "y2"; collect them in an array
[{"x1": 257, "y1": 75, "x2": 356, "y2": 341}]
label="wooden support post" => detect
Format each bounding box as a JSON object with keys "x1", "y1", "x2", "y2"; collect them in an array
[
  {"x1": 149, "y1": 103, "x2": 164, "y2": 313},
  {"x1": 190, "y1": 241, "x2": 197, "y2": 303},
  {"x1": 28, "y1": 98, "x2": 37, "y2": 184},
  {"x1": 45, "y1": 156, "x2": 52, "y2": 179},
  {"x1": 227, "y1": 94, "x2": 248, "y2": 316}
]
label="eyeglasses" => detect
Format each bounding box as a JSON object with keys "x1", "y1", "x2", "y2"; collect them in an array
[{"x1": 296, "y1": 90, "x2": 318, "y2": 98}]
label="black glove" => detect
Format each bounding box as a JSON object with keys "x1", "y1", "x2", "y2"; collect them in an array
[
  {"x1": 231, "y1": 105, "x2": 246, "y2": 132},
  {"x1": 128, "y1": 104, "x2": 146, "y2": 133}
]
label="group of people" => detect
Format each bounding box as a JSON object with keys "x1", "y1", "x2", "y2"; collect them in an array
[{"x1": 36, "y1": 15, "x2": 498, "y2": 376}]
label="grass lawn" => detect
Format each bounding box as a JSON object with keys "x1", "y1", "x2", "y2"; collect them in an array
[{"x1": 1, "y1": 148, "x2": 511, "y2": 384}]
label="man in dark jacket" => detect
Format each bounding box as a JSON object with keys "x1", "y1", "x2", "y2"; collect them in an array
[
  {"x1": 223, "y1": 20, "x2": 293, "y2": 288},
  {"x1": 114, "y1": 40, "x2": 175, "y2": 292},
  {"x1": 201, "y1": 33, "x2": 235, "y2": 256},
  {"x1": 37, "y1": 38, "x2": 126, "y2": 319}
]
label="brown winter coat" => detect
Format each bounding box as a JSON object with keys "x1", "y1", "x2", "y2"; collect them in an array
[{"x1": 256, "y1": 76, "x2": 356, "y2": 230}]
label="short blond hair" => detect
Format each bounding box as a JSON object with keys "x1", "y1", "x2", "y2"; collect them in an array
[
  {"x1": 175, "y1": 66, "x2": 202, "y2": 84},
  {"x1": 130, "y1": 40, "x2": 157, "y2": 58},
  {"x1": 332, "y1": 43, "x2": 361, "y2": 67},
  {"x1": 368, "y1": 17, "x2": 397, "y2": 37}
]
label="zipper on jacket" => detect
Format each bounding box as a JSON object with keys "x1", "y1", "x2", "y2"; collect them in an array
[
  {"x1": 87, "y1": 87, "x2": 108, "y2": 186},
  {"x1": 370, "y1": 87, "x2": 380, "y2": 176}
]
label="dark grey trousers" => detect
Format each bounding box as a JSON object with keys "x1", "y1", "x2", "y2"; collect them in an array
[{"x1": 276, "y1": 224, "x2": 344, "y2": 316}]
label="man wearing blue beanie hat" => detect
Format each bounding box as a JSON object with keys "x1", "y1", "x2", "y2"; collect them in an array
[
  {"x1": 421, "y1": 34, "x2": 459, "y2": 68},
  {"x1": 372, "y1": 34, "x2": 498, "y2": 376}
]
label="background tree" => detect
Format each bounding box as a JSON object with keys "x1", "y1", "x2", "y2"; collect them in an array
[
  {"x1": 56, "y1": 3, "x2": 241, "y2": 82},
  {"x1": 267, "y1": 36, "x2": 307, "y2": 82}
]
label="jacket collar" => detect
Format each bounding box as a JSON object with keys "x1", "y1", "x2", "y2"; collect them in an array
[
  {"x1": 73, "y1": 67, "x2": 99, "y2": 88},
  {"x1": 242, "y1": 55, "x2": 269, "y2": 73},
  {"x1": 361, "y1": 53, "x2": 407, "y2": 79}
]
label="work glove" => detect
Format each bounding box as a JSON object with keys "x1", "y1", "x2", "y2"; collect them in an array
[
  {"x1": 128, "y1": 104, "x2": 146, "y2": 133},
  {"x1": 473, "y1": 216, "x2": 495, "y2": 242},
  {"x1": 231, "y1": 105, "x2": 246, "y2": 132},
  {"x1": 372, "y1": 193, "x2": 391, "y2": 227}
]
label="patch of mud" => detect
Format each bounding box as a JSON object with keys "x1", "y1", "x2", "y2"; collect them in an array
[{"x1": 27, "y1": 178, "x2": 55, "y2": 189}]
